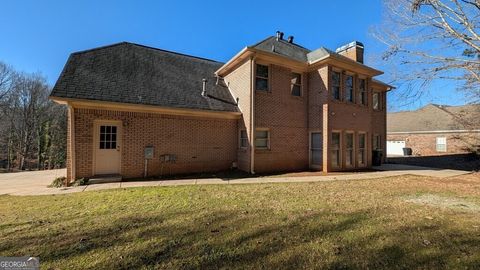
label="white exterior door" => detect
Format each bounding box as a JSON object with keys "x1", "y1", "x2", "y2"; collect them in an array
[
  {"x1": 387, "y1": 140, "x2": 405, "y2": 156},
  {"x1": 94, "y1": 121, "x2": 122, "y2": 175}
]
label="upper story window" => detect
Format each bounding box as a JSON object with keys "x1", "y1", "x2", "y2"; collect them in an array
[
  {"x1": 291, "y1": 73, "x2": 302, "y2": 97},
  {"x1": 373, "y1": 92, "x2": 381, "y2": 110},
  {"x1": 255, "y1": 64, "x2": 269, "y2": 91},
  {"x1": 358, "y1": 79, "x2": 367, "y2": 105},
  {"x1": 345, "y1": 75, "x2": 354, "y2": 103},
  {"x1": 331, "y1": 71, "x2": 341, "y2": 100}
]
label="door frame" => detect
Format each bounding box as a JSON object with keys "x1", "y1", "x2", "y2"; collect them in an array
[
  {"x1": 309, "y1": 130, "x2": 322, "y2": 170},
  {"x1": 92, "y1": 120, "x2": 122, "y2": 176}
]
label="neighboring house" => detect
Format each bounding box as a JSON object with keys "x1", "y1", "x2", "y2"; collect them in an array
[
  {"x1": 50, "y1": 31, "x2": 392, "y2": 182},
  {"x1": 387, "y1": 104, "x2": 480, "y2": 156}
]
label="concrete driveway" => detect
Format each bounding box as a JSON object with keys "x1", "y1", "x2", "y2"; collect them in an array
[
  {"x1": 0, "y1": 165, "x2": 472, "y2": 196},
  {"x1": 0, "y1": 169, "x2": 67, "y2": 196}
]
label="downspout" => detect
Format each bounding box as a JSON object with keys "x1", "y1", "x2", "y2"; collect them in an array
[
  {"x1": 67, "y1": 104, "x2": 76, "y2": 185},
  {"x1": 250, "y1": 56, "x2": 256, "y2": 174}
]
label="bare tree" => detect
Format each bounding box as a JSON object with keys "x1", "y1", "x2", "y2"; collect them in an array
[
  {"x1": 372, "y1": 0, "x2": 480, "y2": 104},
  {"x1": 0, "y1": 62, "x2": 15, "y2": 101},
  {"x1": 0, "y1": 67, "x2": 66, "y2": 171}
]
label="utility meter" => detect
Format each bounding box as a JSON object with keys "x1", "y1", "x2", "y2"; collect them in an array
[{"x1": 144, "y1": 146, "x2": 154, "y2": 159}]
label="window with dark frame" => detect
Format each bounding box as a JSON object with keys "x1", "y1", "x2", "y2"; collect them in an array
[
  {"x1": 291, "y1": 72, "x2": 302, "y2": 96},
  {"x1": 240, "y1": 130, "x2": 248, "y2": 148},
  {"x1": 99, "y1": 125, "x2": 117, "y2": 149},
  {"x1": 331, "y1": 71, "x2": 341, "y2": 100},
  {"x1": 345, "y1": 132, "x2": 354, "y2": 166},
  {"x1": 255, "y1": 129, "x2": 270, "y2": 149},
  {"x1": 358, "y1": 133, "x2": 366, "y2": 166},
  {"x1": 255, "y1": 64, "x2": 269, "y2": 91},
  {"x1": 345, "y1": 75, "x2": 354, "y2": 102},
  {"x1": 358, "y1": 79, "x2": 367, "y2": 105},
  {"x1": 331, "y1": 132, "x2": 341, "y2": 167}
]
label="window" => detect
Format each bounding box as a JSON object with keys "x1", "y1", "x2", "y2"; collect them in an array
[
  {"x1": 255, "y1": 64, "x2": 269, "y2": 91},
  {"x1": 358, "y1": 79, "x2": 367, "y2": 105},
  {"x1": 291, "y1": 72, "x2": 302, "y2": 96},
  {"x1": 331, "y1": 71, "x2": 341, "y2": 100},
  {"x1": 358, "y1": 133, "x2": 366, "y2": 166},
  {"x1": 311, "y1": 132, "x2": 322, "y2": 166},
  {"x1": 239, "y1": 130, "x2": 248, "y2": 148},
  {"x1": 373, "y1": 134, "x2": 381, "y2": 150},
  {"x1": 99, "y1": 125, "x2": 117, "y2": 149},
  {"x1": 331, "y1": 132, "x2": 341, "y2": 168},
  {"x1": 255, "y1": 129, "x2": 270, "y2": 149},
  {"x1": 436, "y1": 137, "x2": 447, "y2": 152},
  {"x1": 345, "y1": 75, "x2": 354, "y2": 102},
  {"x1": 373, "y1": 92, "x2": 381, "y2": 110},
  {"x1": 345, "y1": 132, "x2": 354, "y2": 167}
]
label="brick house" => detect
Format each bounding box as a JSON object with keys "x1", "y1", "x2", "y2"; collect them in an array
[
  {"x1": 387, "y1": 104, "x2": 480, "y2": 156},
  {"x1": 50, "y1": 32, "x2": 392, "y2": 182}
]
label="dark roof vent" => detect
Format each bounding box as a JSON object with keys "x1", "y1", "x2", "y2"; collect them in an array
[
  {"x1": 276, "y1": 31, "x2": 284, "y2": 41},
  {"x1": 287, "y1": 36, "x2": 294, "y2": 43}
]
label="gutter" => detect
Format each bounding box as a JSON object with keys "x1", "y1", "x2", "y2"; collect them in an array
[
  {"x1": 388, "y1": 129, "x2": 480, "y2": 134},
  {"x1": 250, "y1": 56, "x2": 256, "y2": 174}
]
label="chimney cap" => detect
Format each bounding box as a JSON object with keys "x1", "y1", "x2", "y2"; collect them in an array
[
  {"x1": 287, "y1": 36, "x2": 294, "y2": 43},
  {"x1": 335, "y1": 41, "x2": 364, "y2": 53}
]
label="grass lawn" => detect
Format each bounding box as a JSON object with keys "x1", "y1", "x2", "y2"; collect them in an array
[{"x1": 1, "y1": 174, "x2": 479, "y2": 269}]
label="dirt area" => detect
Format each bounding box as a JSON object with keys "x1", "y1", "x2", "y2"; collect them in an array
[
  {"x1": 404, "y1": 193, "x2": 480, "y2": 213},
  {"x1": 388, "y1": 153, "x2": 480, "y2": 171}
]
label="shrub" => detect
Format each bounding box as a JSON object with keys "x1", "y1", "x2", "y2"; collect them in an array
[
  {"x1": 72, "y1": 178, "x2": 89, "y2": 186},
  {"x1": 48, "y1": 176, "x2": 67, "y2": 188}
]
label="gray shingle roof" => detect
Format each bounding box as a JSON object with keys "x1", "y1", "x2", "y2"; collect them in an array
[
  {"x1": 250, "y1": 36, "x2": 311, "y2": 62},
  {"x1": 387, "y1": 104, "x2": 480, "y2": 132},
  {"x1": 50, "y1": 42, "x2": 239, "y2": 112}
]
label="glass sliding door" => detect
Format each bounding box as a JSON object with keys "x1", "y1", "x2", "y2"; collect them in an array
[{"x1": 310, "y1": 132, "x2": 322, "y2": 170}]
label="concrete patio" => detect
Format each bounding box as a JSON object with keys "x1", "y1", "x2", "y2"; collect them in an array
[{"x1": 0, "y1": 164, "x2": 473, "y2": 196}]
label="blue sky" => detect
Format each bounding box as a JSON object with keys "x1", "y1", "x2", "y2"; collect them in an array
[{"x1": 0, "y1": 0, "x2": 469, "y2": 112}]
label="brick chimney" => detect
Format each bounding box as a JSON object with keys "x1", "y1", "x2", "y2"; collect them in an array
[{"x1": 335, "y1": 41, "x2": 364, "y2": 64}]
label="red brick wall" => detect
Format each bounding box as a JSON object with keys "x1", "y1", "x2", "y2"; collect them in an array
[
  {"x1": 254, "y1": 64, "x2": 309, "y2": 173},
  {"x1": 387, "y1": 132, "x2": 479, "y2": 156},
  {"x1": 224, "y1": 59, "x2": 252, "y2": 172},
  {"x1": 72, "y1": 108, "x2": 238, "y2": 179}
]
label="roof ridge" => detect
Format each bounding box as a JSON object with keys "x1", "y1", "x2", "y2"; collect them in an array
[
  {"x1": 249, "y1": 36, "x2": 311, "y2": 52},
  {"x1": 71, "y1": 41, "x2": 224, "y2": 64}
]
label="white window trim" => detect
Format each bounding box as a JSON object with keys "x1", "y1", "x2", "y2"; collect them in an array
[
  {"x1": 255, "y1": 128, "x2": 270, "y2": 150},
  {"x1": 291, "y1": 72, "x2": 303, "y2": 97},
  {"x1": 239, "y1": 129, "x2": 248, "y2": 149},
  {"x1": 345, "y1": 131, "x2": 355, "y2": 168},
  {"x1": 436, "y1": 137, "x2": 447, "y2": 152},
  {"x1": 373, "y1": 92, "x2": 381, "y2": 111},
  {"x1": 331, "y1": 131, "x2": 342, "y2": 168},
  {"x1": 345, "y1": 74, "x2": 355, "y2": 103},
  {"x1": 255, "y1": 63, "x2": 270, "y2": 92},
  {"x1": 331, "y1": 70, "x2": 341, "y2": 101},
  {"x1": 309, "y1": 131, "x2": 322, "y2": 169},
  {"x1": 357, "y1": 132, "x2": 367, "y2": 167},
  {"x1": 357, "y1": 78, "x2": 367, "y2": 106}
]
